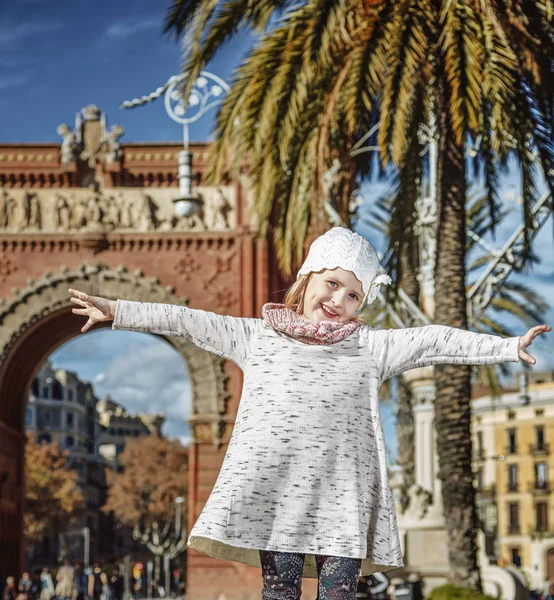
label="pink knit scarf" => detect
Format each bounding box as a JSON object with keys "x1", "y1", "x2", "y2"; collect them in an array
[{"x1": 261, "y1": 303, "x2": 363, "y2": 345}]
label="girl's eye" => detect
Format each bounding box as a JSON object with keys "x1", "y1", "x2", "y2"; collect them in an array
[
  {"x1": 350, "y1": 294, "x2": 359, "y2": 301},
  {"x1": 328, "y1": 281, "x2": 338, "y2": 288}
]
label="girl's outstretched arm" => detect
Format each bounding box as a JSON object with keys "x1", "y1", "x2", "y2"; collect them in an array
[
  {"x1": 68, "y1": 289, "x2": 260, "y2": 369},
  {"x1": 373, "y1": 323, "x2": 551, "y2": 382}
]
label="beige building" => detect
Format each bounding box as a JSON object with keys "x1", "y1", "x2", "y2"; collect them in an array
[
  {"x1": 96, "y1": 395, "x2": 164, "y2": 462},
  {"x1": 26, "y1": 360, "x2": 108, "y2": 563},
  {"x1": 473, "y1": 370, "x2": 554, "y2": 588}
]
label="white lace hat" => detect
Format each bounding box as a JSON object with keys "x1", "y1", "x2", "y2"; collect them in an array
[{"x1": 297, "y1": 227, "x2": 392, "y2": 304}]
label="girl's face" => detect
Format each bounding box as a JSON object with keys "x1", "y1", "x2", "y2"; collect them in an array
[{"x1": 302, "y1": 268, "x2": 363, "y2": 323}]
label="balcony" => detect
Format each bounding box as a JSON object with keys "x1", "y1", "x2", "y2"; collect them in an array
[
  {"x1": 528, "y1": 481, "x2": 550, "y2": 494},
  {"x1": 507, "y1": 482, "x2": 519, "y2": 493},
  {"x1": 476, "y1": 484, "x2": 496, "y2": 498},
  {"x1": 508, "y1": 524, "x2": 520, "y2": 534},
  {"x1": 505, "y1": 445, "x2": 518, "y2": 455},
  {"x1": 529, "y1": 442, "x2": 550, "y2": 455}
]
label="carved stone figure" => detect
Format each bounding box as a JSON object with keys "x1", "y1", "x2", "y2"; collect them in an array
[
  {"x1": 105, "y1": 124, "x2": 125, "y2": 163},
  {"x1": 12, "y1": 194, "x2": 29, "y2": 231},
  {"x1": 72, "y1": 198, "x2": 88, "y2": 230},
  {"x1": 406, "y1": 485, "x2": 433, "y2": 521},
  {"x1": 86, "y1": 185, "x2": 102, "y2": 224},
  {"x1": 135, "y1": 192, "x2": 157, "y2": 231},
  {"x1": 118, "y1": 194, "x2": 133, "y2": 229},
  {"x1": 56, "y1": 124, "x2": 78, "y2": 164},
  {"x1": 211, "y1": 188, "x2": 232, "y2": 230},
  {"x1": 103, "y1": 195, "x2": 121, "y2": 229},
  {"x1": 27, "y1": 193, "x2": 41, "y2": 230},
  {"x1": 0, "y1": 190, "x2": 10, "y2": 228},
  {"x1": 54, "y1": 193, "x2": 72, "y2": 231}
]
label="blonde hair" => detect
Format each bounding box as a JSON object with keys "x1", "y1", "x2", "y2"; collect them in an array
[{"x1": 283, "y1": 273, "x2": 312, "y2": 313}]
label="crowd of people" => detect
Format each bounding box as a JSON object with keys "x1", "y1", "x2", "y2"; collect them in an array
[{"x1": 2, "y1": 562, "x2": 124, "y2": 600}]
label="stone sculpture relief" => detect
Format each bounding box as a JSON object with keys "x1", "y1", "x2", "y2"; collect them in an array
[
  {"x1": 56, "y1": 124, "x2": 79, "y2": 164},
  {"x1": 0, "y1": 186, "x2": 236, "y2": 233},
  {"x1": 57, "y1": 105, "x2": 125, "y2": 166}
]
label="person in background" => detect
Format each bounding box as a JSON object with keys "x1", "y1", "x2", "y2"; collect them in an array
[
  {"x1": 99, "y1": 574, "x2": 111, "y2": 600},
  {"x1": 3, "y1": 577, "x2": 18, "y2": 600},
  {"x1": 39, "y1": 570, "x2": 54, "y2": 600},
  {"x1": 109, "y1": 568, "x2": 123, "y2": 600},
  {"x1": 88, "y1": 565, "x2": 103, "y2": 600},
  {"x1": 18, "y1": 573, "x2": 33, "y2": 600},
  {"x1": 74, "y1": 564, "x2": 86, "y2": 600},
  {"x1": 55, "y1": 559, "x2": 76, "y2": 600}
]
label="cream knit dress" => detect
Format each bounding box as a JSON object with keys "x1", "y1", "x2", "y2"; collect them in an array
[{"x1": 113, "y1": 299, "x2": 520, "y2": 577}]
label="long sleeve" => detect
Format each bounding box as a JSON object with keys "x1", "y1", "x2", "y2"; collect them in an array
[
  {"x1": 112, "y1": 299, "x2": 261, "y2": 369},
  {"x1": 371, "y1": 325, "x2": 520, "y2": 382}
]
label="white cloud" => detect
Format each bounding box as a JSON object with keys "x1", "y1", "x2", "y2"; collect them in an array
[
  {"x1": 104, "y1": 18, "x2": 161, "y2": 40},
  {"x1": 93, "y1": 339, "x2": 192, "y2": 436},
  {"x1": 0, "y1": 74, "x2": 29, "y2": 90},
  {"x1": 0, "y1": 21, "x2": 64, "y2": 46}
]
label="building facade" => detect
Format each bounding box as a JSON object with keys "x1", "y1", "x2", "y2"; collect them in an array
[
  {"x1": 96, "y1": 396, "x2": 164, "y2": 462},
  {"x1": 26, "y1": 360, "x2": 108, "y2": 563},
  {"x1": 473, "y1": 370, "x2": 554, "y2": 589},
  {"x1": 26, "y1": 361, "x2": 167, "y2": 564}
]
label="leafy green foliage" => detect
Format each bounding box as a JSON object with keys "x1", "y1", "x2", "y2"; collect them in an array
[{"x1": 426, "y1": 584, "x2": 497, "y2": 600}]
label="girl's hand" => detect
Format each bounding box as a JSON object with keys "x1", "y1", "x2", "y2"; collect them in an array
[
  {"x1": 68, "y1": 288, "x2": 117, "y2": 333},
  {"x1": 518, "y1": 324, "x2": 552, "y2": 364}
]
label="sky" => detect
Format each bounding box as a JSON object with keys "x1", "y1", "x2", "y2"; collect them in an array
[{"x1": 3, "y1": 0, "x2": 554, "y2": 461}]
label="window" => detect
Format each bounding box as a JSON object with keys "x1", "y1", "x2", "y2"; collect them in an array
[
  {"x1": 67, "y1": 389, "x2": 73, "y2": 401},
  {"x1": 476, "y1": 468, "x2": 484, "y2": 490},
  {"x1": 38, "y1": 433, "x2": 51, "y2": 444},
  {"x1": 52, "y1": 381, "x2": 63, "y2": 400},
  {"x1": 507, "y1": 428, "x2": 517, "y2": 453},
  {"x1": 535, "y1": 463, "x2": 548, "y2": 489},
  {"x1": 536, "y1": 502, "x2": 548, "y2": 532},
  {"x1": 536, "y1": 409, "x2": 545, "y2": 417},
  {"x1": 66, "y1": 413, "x2": 74, "y2": 427},
  {"x1": 508, "y1": 464, "x2": 518, "y2": 491},
  {"x1": 25, "y1": 408, "x2": 32, "y2": 426},
  {"x1": 511, "y1": 547, "x2": 521, "y2": 566},
  {"x1": 507, "y1": 411, "x2": 516, "y2": 420},
  {"x1": 536, "y1": 426, "x2": 546, "y2": 451},
  {"x1": 508, "y1": 503, "x2": 520, "y2": 533},
  {"x1": 42, "y1": 386, "x2": 50, "y2": 399},
  {"x1": 66, "y1": 436, "x2": 74, "y2": 448},
  {"x1": 31, "y1": 379, "x2": 39, "y2": 396}
]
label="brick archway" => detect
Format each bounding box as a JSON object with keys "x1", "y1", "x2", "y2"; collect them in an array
[
  {"x1": 0, "y1": 111, "x2": 287, "y2": 598},
  {"x1": 0, "y1": 260, "x2": 240, "y2": 587}
]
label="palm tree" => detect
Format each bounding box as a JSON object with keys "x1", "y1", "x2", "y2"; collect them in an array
[
  {"x1": 366, "y1": 189, "x2": 549, "y2": 511},
  {"x1": 164, "y1": 0, "x2": 554, "y2": 589}
]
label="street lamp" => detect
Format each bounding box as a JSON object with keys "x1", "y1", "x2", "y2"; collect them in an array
[
  {"x1": 121, "y1": 72, "x2": 230, "y2": 218},
  {"x1": 175, "y1": 496, "x2": 185, "y2": 540},
  {"x1": 82, "y1": 527, "x2": 90, "y2": 570}
]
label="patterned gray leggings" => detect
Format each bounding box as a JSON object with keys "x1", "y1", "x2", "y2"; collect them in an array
[{"x1": 259, "y1": 550, "x2": 361, "y2": 600}]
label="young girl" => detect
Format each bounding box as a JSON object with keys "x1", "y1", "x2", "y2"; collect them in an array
[{"x1": 69, "y1": 227, "x2": 550, "y2": 600}]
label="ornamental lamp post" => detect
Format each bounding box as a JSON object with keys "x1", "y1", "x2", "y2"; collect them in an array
[
  {"x1": 121, "y1": 72, "x2": 230, "y2": 218},
  {"x1": 175, "y1": 495, "x2": 185, "y2": 540}
]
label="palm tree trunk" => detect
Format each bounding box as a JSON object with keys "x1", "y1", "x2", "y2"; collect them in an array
[
  {"x1": 434, "y1": 77, "x2": 481, "y2": 591},
  {"x1": 397, "y1": 233, "x2": 420, "y2": 512}
]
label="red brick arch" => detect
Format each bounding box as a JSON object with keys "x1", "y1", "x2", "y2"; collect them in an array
[{"x1": 0, "y1": 135, "x2": 287, "y2": 599}]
